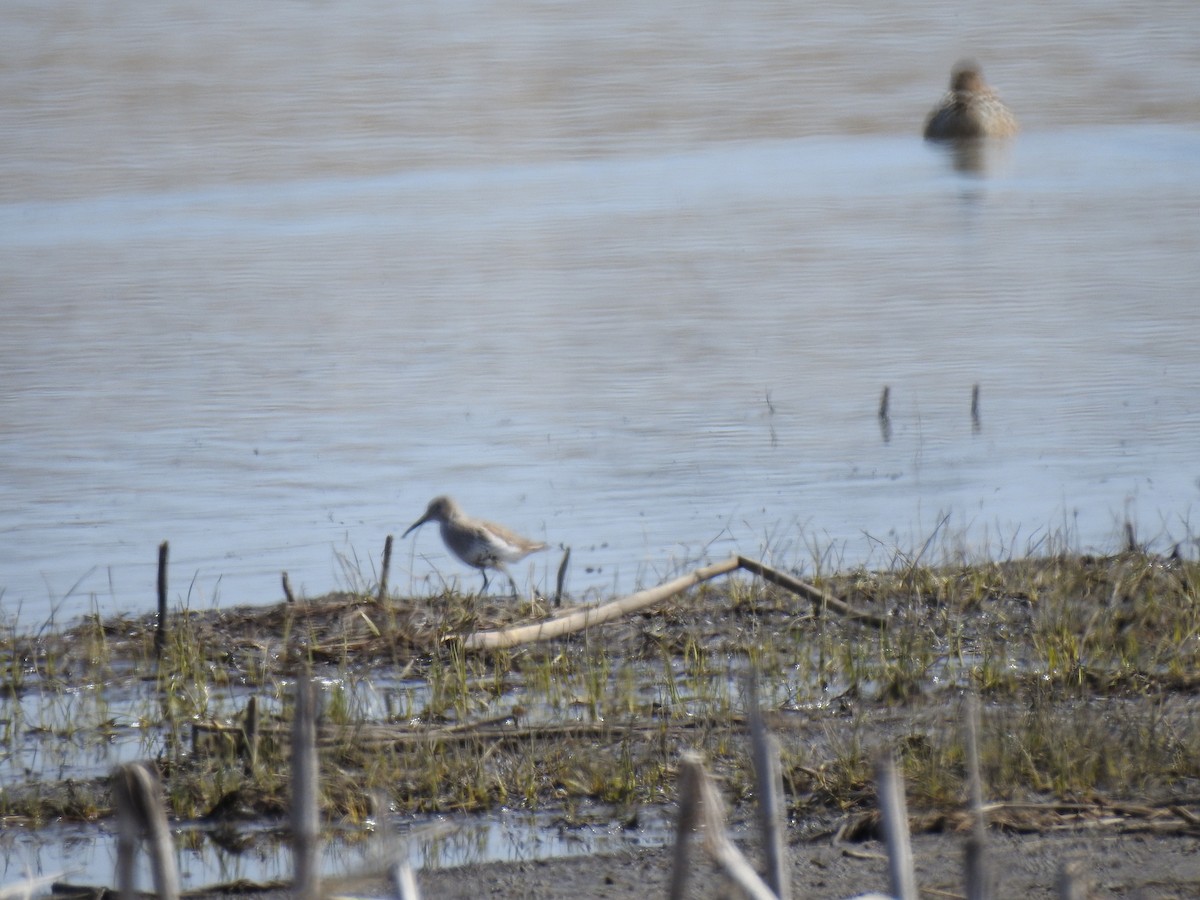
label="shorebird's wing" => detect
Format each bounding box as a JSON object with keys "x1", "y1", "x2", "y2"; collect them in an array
[{"x1": 480, "y1": 520, "x2": 547, "y2": 562}]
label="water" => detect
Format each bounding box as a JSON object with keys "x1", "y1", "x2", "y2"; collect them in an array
[
  {"x1": 0, "y1": 808, "x2": 676, "y2": 895},
  {"x1": 3, "y1": 0, "x2": 1200, "y2": 628},
  {"x1": 0, "y1": 665, "x2": 677, "y2": 893}
]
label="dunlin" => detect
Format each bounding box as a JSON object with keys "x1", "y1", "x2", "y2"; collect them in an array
[
  {"x1": 923, "y1": 62, "x2": 1018, "y2": 140},
  {"x1": 402, "y1": 495, "x2": 547, "y2": 594}
]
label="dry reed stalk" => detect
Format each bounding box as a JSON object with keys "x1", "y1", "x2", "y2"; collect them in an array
[
  {"x1": 746, "y1": 673, "x2": 790, "y2": 900},
  {"x1": 282, "y1": 570, "x2": 297, "y2": 603},
  {"x1": 1057, "y1": 860, "x2": 1089, "y2": 900},
  {"x1": 113, "y1": 760, "x2": 179, "y2": 900},
  {"x1": 378, "y1": 534, "x2": 394, "y2": 603},
  {"x1": 291, "y1": 676, "x2": 321, "y2": 900},
  {"x1": 155, "y1": 541, "x2": 168, "y2": 659},
  {"x1": 875, "y1": 752, "x2": 917, "y2": 900},
  {"x1": 0, "y1": 873, "x2": 65, "y2": 899},
  {"x1": 242, "y1": 695, "x2": 259, "y2": 773},
  {"x1": 392, "y1": 860, "x2": 421, "y2": 900},
  {"x1": 554, "y1": 546, "x2": 571, "y2": 607},
  {"x1": 668, "y1": 753, "x2": 702, "y2": 900},
  {"x1": 964, "y1": 694, "x2": 991, "y2": 900},
  {"x1": 671, "y1": 754, "x2": 779, "y2": 900}
]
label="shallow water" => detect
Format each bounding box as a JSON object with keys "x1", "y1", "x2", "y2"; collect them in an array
[
  {"x1": 2, "y1": 0, "x2": 1200, "y2": 627},
  {"x1": 0, "y1": 807, "x2": 677, "y2": 895}
]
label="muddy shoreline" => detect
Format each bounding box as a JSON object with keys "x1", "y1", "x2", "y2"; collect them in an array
[{"x1": 9, "y1": 552, "x2": 1200, "y2": 897}]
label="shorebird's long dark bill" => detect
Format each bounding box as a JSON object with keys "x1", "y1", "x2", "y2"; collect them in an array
[{"x1": 401, "y1": 515, "x2": 428, "y2": 538}]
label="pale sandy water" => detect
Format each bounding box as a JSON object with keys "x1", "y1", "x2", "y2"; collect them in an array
[{"x1": 3, "y1": 0, "x2": 1200, "y2": 627}]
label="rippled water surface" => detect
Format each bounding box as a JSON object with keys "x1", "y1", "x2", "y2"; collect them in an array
[{"x1": 3, "y1": 0, "x2": 1200, "y2": 626}]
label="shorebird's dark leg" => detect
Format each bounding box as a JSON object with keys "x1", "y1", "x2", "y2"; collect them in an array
[
  {"x1": 493, "y1": 563, "x2": 519, "y2": 597},
  {"x1": 479, "y1": 570, "x2": 490, "y2": 594}
]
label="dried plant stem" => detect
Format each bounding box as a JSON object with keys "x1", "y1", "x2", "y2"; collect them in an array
[
  {"x1": 460, "y1": 556, "x2": 741, "y2": 650},
  {"x1": 292, "y1": 676, "x2": 320, "y2": 900},
  {"x1": 113, "y1": 761, "x2": 179, "y2": 900}
]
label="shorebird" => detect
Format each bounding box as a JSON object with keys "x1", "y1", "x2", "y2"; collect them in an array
[
  {"x1": 923, "y1": 61, "x2": 1018, "y2": 140},
  {"x1": 401, "y1": 495, "x2": 547, "y2": 595}
]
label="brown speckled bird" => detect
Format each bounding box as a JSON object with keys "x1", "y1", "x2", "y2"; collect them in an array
[{"x1": 924, "y1": 62, "x2": 1018, "y2": 140}]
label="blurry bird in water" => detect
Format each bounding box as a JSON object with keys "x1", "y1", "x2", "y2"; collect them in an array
[
  {"x1": 924, "y1": 61, "x2": 1018, "y2": 140},
  {"x1": 402, "y1": 495, "x2": 547, "y2": 595}
]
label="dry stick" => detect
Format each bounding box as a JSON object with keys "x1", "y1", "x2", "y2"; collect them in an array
[
  {"x1": 878, "y1": 388, "x2": 897, "y2": 444},
  {"x1": 113, "y1": 761, "x2": 180, "y2": 900},
  {"x1": 377, "y1": 534, "x2": 394, "y2": 603},
  {"x1": 460, "y1": 556, "x2": 741, "y2": 650},
  {"x1": 292, "y1": 676, "x2": 321, "y2": 900},
  {"x1": 668, "y1": 754, "x2": 703, "y2": 900},
  {"x1": 242, "y1": 695, "x2": 259, "y2": 774},
  {"x1": 746, "y1": 673, "x2": 790, "y2": 900},
  {"x1": 971, "y1": 383, "x2": 982, "y2": 433},
  {"x1": 282, "y1": 571, "x2": 297, "y2": 604},
  {"x1": 462, "y1": 555, "x2": 883, "y2": 650},
  {"x1": 554, "y1": 546, "x2": 571, "y2": 608},
  {"x1": 1124, "y1": 520, "x2": 1138, "y2": 553},
  {"x1": 876, "y1": 752, "x2": 917, "y2": 900},
  {"x1": 736, "y1": 556, "x2": 889, "y2": 628},
  {"x1": 0, "y1": 873, "x2": 64, "y2": 899},
  {"x1": 155, "y1": 541, "x2": 169, "y2": 660},
  {"x1": 392, "y1": 860, "x2": 421, "y2": 900},
  {"x1": 964, "y1": 694, "x2": 990, "y2": 900},
  {"x1": 684, "y1": 755, "x2": 780, "y2": 900},
  {"x1": 1056, "y1": 860, "x2": 1088, "y2": 900}
]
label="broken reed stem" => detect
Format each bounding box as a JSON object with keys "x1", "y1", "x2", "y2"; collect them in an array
[
  {"x1": 282, "y1": 571, "x2": 297, "y2": 604},
  {"x1": 747, "y1": 675, "x2": 790, "y2": 900},
  {"x1": 668, "y1": 755, "x2": 702, "y2": 900},
  {"x1": 242, "y1": 695, "x2": 259, "y2": 774},
  {"x1": 155, "y1": 541, "x2": 168, "y2": 660},
  {"x1": 554, "y1": 546, "x2": 571, "y2": 608},
  {"x1": 879, "y1": 385, "x2": 891, "y2": 420},
  {"x1": 671, "y1": 755, "x2": 777, "y2": 900},
  {"x1": 876, "y1": 752, "x2": 917, "y2": 900},
  {"x1": 1057, "y1": 860, "x2": 1088, "y2": 900},
  {"x1": 378, "y1": 534, "x2": 394, "y2": 603},
  {"x1": 392, "y1": 860, "x2": 421, "y2": 900},
  {"x1": 113, "y1": 761, "x2": 179, "y2": 900},
  {"x1": 1124, "y1": 520, "x2": 1138, "y2": 553},
  {"x1": 291, "y1": 677, "x2": 320, "y2": 900},
  {"x1": 965, "y1": 694, "x2": 990, "y2": 900}
]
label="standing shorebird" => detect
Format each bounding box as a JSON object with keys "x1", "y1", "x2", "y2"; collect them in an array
[
  {"x1": 923, "y1": 61, "x2": 1018, "y2": 141},
  {"x1": 401, "y1": 495, "x2": 547, "y2": 595}
]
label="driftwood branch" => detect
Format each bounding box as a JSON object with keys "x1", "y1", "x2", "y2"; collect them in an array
[
  {"x1": 460, "y1": 555, "x2": 886, "y2": 650},
  {"x1": 736, "y1": 556, "x2": 888, "y2": 628},
  {"x1": 460, "y1": 556, "x2": 741, "y2": 650}
]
